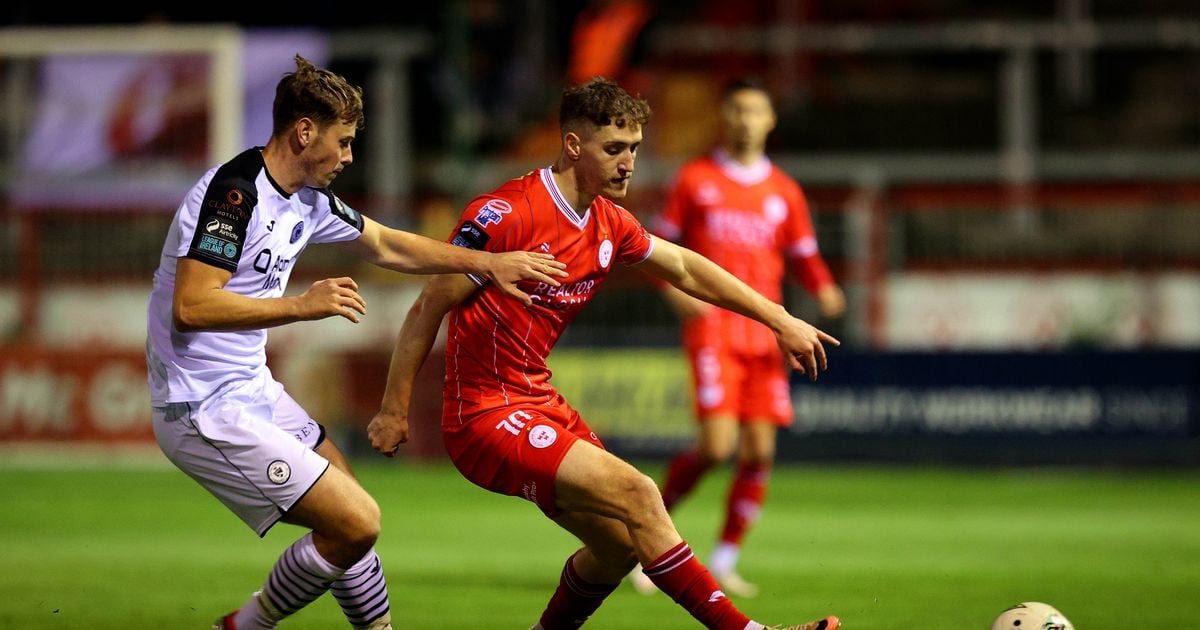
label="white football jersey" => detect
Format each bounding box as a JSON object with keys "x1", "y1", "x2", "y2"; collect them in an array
[{"x1": 146, "y1": 148, "x2": 364, "y2": 405}]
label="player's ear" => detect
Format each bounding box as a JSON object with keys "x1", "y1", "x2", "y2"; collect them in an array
[
  {"x1": 296, "y1": 118, "x2": 316, "y2": 148},
  {"x1": 563, "y1": 131, "x2": 582, "y2": 161}
]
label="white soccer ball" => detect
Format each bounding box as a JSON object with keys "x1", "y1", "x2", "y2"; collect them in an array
[{"x1": 990, "y1": 601, "x2": 1075, "y2": 630}]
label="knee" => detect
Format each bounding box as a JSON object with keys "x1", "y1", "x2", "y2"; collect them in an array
[
  {"x1": 696, "y1": 442, "x2": 735, "y2": 465},
  {"x1": 614, "y1": 471, "x2": 668, "y2": 526},
  {"x1": 739, "y1": 452, "x2": 774, "y2": 469},
  {"x1": 342, "y1": 496, "x2": 381, "y2": 552}
]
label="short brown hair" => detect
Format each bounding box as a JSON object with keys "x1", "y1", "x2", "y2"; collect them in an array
[
  {"x1": 559, "y1": 77, "x2": 651, "y2": 132},
  {"x1": 272, "y1": 55, "x2": 364, "y2": 137},
  {"x1": 722, "y1": 75, "x2": 771, "y2": 102}
]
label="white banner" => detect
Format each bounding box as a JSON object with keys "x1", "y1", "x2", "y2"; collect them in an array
[{"x1": 16, "y1": 29, "x2": 329, "y2": 207}]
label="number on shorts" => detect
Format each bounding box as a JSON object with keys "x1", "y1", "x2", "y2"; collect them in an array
[{"x1": 496, "y1": 410, "x2": 534, "y2": 435}]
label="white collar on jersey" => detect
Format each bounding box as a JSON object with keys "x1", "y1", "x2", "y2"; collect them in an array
[
  {"x1": 713, "y1": 149, "x2": 772, "y2": 186},
  {"x1": 540, "y1": 167, "x2": 591, "y2": 229}
]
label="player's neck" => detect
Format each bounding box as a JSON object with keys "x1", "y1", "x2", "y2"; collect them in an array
[
  {"x1": 549, "y1": 163, "x2": 596, "y2": 212},
  {"x1": 721, "y1": 144, "x2": 766, "y2": 166},
  {"x1": 260, "y1": 141, "x2": 304, "y2": 194}
]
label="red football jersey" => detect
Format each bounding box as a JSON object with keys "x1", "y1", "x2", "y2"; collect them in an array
[
  {"x1": 442, "y1": 167, "x2": 654, "y2": 425},
  {"x1": 654, "y1": 150, "x2": 834, "y2": 355}
]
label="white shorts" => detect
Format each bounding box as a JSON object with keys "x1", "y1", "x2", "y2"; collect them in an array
[{"x1": 152, "y1": 373, "x2": 330, "y2": 536}]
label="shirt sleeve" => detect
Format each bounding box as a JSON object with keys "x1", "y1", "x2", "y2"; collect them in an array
[
  {"x1": 652, "y1": 171, "x2": 688, "y2": 242},
  {"x1": 308, "y1": 189, "x2": 365, "y2": 244},
  {"x1": 613, "y1": 204, "x2": 655, "y2": 265},
  {"x1": 782, "y1": 180, "x2": 835, "y2": 294},
  {"x1": 184, "y1": 171, "x2": 256, "y2": 272},
  {"x1": 448, "y1": 195, "x2": 522, "y2": 284}
]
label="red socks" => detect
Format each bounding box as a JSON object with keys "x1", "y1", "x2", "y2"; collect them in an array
[
  {"x1": 537, "y1": 553, "x2": 620, "y2": 630},
  {"x1": 661, "y1": 450, "x2": 712, "y2": 510},
  {"x1": 642, "y1": 541, "x2": 751, "y2": 630},
  {"x1": 721, "y1": 463, "x2": 769, "y2": 545}
]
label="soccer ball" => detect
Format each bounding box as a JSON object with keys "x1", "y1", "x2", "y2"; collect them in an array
[{"x1": 990, "y1": 601, "x2": 1074, "y2": 630}]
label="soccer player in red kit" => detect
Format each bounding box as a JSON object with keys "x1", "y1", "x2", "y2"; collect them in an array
[
  {"x1": 631, "y1": 77, "x2": 846, "y2": 598},
  {"x1": 368, "y1": 78, "x2": 841, "y2": 630}
]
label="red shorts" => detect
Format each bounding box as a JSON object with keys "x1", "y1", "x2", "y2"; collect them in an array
[
  {"x1": 686, "y1": 345, "x2": 793, "y2": 426},
  {"x1": 442, "y1": 397, "x2": 604, "y2": 518}
]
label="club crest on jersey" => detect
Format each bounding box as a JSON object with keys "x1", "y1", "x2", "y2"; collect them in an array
[
  {"x1": 697, "y1": 182, "x2": 722, "y2": 205},
  {"x1": 475, "y1": 199, "x2": 512, "y2": 227},
  {"x1": 763, "y1": 194, "x2": 788, "y2": 224},
  {"x1": 290, "y1": 221, "x2": 304, "y2": 244},
  {"x1": 598, "y1": 239, "x2": 614, "y2": 268},
  {"x1": 267, "y1": 460, "x2": 291, "y2": 484},
  {"x1": 528, "y1": 425, "x2": 558, "y2": 449}
]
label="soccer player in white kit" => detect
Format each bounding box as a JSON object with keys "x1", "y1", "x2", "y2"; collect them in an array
[{"x1": 145, "y1": 55, "x2": 566, "y2": 630}]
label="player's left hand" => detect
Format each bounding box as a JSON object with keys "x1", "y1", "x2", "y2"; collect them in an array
[
  {"x1": 485, "y1": 252, "x2": 569, "y2": 306},
  {"x1": 777, "y1": 318, "x2": 841, "y2": 382},
  {"x1": 817, "y1": 284, "x2": 847, "y2": 319},
  {"x1": 367, "y1": 411, "x2": 410, "y2": 457}
]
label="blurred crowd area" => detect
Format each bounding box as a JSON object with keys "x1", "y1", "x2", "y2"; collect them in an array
[
  {"x1": 1, "y1": 1, "x2": 1198, "y2": 456},
  {"x1": 2, "y1": 0, "x2": 1200, "y2": 350}
]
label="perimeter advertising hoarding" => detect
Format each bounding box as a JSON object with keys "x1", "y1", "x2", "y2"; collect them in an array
[
  {"x1": 0, "y1": 347, "x2": 152, "y2": 441},
  {"x1": 549, "y1": 348, "x2": 1199, "y2": 464},
  {"x1": 2, "y1": 346, "x2": 1196, "y2": 465},
  {"x1": 786, "y1": 349, "x2": 1199, "y2": 464}
]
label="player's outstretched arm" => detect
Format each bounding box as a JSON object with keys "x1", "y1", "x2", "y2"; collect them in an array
[
  {"x1": 345, "y1": 217, "x2": 567, "y2": 305},
  {"x1": 172, "y1": 258, "x2": 366, "y2": 332},
  {"x1": 368, "y1": 273, "x2": 477, "y2": 457},
  {"x1": 634, "y1": 239, "x2": 840, "y2": 380}
]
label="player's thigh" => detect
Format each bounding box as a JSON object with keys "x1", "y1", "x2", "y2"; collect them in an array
[
  {"x1": 315, "y1": 437, "x2": 355, "y2": 477},
  {"x1": 696, "y1": 415, "x2": 740, "y2": 462},
  {"x1": 554, "y1": 440, "x2": 662, "y2": 520},
  {"x1": 283, "y1": 462, "x2": 379, "y2": 537},
  {"x1": 737, "y1": 420, "x2": 779, "y2": 463}
]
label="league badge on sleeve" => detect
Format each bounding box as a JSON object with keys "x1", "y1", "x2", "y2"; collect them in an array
[{"x1": 474, "y1": 199, "x2": 512, "y2": 227}]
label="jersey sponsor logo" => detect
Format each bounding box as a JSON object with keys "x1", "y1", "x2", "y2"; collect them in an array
[
  {"x1": 451, "y1": 220, "x2": 491, "y2": 250},
  {"x1": 267, "y1": 459, "x2": 291, "y2": 484},
  {"x1": 706, "y1": 208, "x2": 776, "y2": 246},
  {"x1": 252, "y1": 248, "x2": 295, "y2": 292},
  {"x1": 530, "y1": 279, "x2": 597, "y2": 308},
  {"x1": 598, "y1": 239, "x2": 614, "y2": 268},
  {"x1": 528, "y1": 424, "x2": 557, "y2": 448},
  {"x1": 474, "y1": 199, "x2": 512, "y2": 227},
  {"x1": 206, "y1": 186, "x2": 250, "y2": 221},
  {"x1": 205, "y1": 217, "x2": 241, "y2": 242},
  {"x1": 290, "y1": 221, "x2": 304, "y2": 244}
]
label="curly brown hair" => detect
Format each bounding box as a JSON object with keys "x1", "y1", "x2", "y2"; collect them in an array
[
  {"x1": 271, "y1": 54, "x2": 365, "y2": 138},
  {"x1": 559, "y1": 77, "x2": 651, "y2": 132}
]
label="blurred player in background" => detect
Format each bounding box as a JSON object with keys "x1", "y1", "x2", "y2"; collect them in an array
[
  {"x1": 630, "y1": 76, "x2": 846, "y2": 598},
  {"x1": 367, "y1": 77, "x2": 840, "y2": 630},
  {"x1": 145, "y1": 55, "x2": 565, "y2": 630}
]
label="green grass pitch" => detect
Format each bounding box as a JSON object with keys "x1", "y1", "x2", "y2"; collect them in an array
[{"x1": 2, "y1": 452, "x2": 1197, "y2": 628}]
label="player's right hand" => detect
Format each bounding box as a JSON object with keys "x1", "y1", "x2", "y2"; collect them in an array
[
  {"x1": 485, "y1": 252, "x2": 569, "y2": 306},
  {"x1": 297, "y1": 277, "x2": 366, "y2": 323},
  {"x1": 777, "y1": 318, "x2": 841, "y2": 382},
  {"x1": 368, "y1": 411, "x2": 409, "y2": 457}
]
